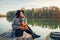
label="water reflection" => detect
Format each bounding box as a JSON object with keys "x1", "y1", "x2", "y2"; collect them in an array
[
  {"x1": 0, "y1": 17, "x2": 12, "y2": 34},
  {"x1": 7, "y1": 17, "x2": 60, "y2": 29},
  {"x1": 6, "y1": 17, "x2": 14, "y2": 22},
  {"x1": 0, "y1": 17, "x2": 60, "y2": 40}
]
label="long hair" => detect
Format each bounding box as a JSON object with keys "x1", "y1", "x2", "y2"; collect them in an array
[{"x1": 16, "y1": 10, "x2": 24, "y2": 18}]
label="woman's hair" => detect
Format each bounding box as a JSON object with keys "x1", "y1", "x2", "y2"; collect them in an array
[{"x1": 16, "y1": 10, "x2": 24, "y2": 18}]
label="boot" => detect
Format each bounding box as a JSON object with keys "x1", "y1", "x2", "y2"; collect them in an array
[{"x1": 32, "y1": 33, "x2": 40, "y2": 39}]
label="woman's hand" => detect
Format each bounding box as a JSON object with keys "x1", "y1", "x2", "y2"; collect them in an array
[
  {"x1": 22, "y1": 21, "x2": 26, "y2": 26},
  {"x1": 19, "y1": 26, "x2": 24, "y2": 30},
  {"x1": 19, "y1": 14, "x2": 25, "y2": 18}
]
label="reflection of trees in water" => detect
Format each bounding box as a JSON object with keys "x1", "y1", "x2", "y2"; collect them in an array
[
  {"x1": 6, "y1": 17, "x2": 14, "y2": 22},
  {"x1": 7, "y1": 17, "x2": 60, "y2": 29},
  {"x1": 39, "y1": 18, "x2": 59, "y2": 29},
  {"x1": 27, "y1": 18, "x2": 60, "y2": 29}
]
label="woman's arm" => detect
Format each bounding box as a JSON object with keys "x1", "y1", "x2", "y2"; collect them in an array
[{"x1": 12, "y1": 17, "x2": 20, "y2": 29}]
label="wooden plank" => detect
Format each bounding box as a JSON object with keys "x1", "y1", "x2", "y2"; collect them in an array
[
  {"x1": 13, "y1": 32, "x2": 35, "y2": 40},
  {"x1": 0, "y1": 32, "x2": 35, "y2": 40}
]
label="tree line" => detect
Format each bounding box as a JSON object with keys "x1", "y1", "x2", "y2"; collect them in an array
[
  {"x1": 7, "y1": 6, "x2": 60, "y2": 18},
  {"x1": 0, "y1": 14, "x2": 7, "y2": 17}
]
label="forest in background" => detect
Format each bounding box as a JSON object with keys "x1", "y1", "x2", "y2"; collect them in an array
[
  {"x1": 0, "y1": 14, "x2": 6, "y2": 17},
  {"x1": 6, "y1": 6, "x2": 60, "y2": 18}
]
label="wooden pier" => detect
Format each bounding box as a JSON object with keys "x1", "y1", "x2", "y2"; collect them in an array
[{"x1": 0, "y1": 31, "x2": 35, "y2": 40}]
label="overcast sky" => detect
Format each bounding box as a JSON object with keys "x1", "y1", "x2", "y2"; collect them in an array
[{"x1": 0, "y1": 0, "x2": 60, "y2": 14}]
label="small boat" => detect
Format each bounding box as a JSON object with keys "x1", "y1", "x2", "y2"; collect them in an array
[{"x1": 50, "y1": 32, "x2": 60, "y2": 39}]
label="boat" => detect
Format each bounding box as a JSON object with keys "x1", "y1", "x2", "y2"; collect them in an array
[{"x1": 50, "y1": 32, "x2": 60, "y2": 39}]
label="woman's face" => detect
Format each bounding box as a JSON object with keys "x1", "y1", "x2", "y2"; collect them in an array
[{"x1": 20, "y1": 12, "x2": 24, "y2": 17}]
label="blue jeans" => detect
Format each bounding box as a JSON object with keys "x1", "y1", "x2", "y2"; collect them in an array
[{"x1": 15, "y1": 26, "x2": 34, "y2": 37}]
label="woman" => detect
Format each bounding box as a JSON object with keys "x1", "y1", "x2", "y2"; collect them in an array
[{"x1": 12, "y1": 10, "x2": 40, "y2": 39}]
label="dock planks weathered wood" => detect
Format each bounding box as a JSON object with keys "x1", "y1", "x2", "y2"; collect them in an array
[{"x1": 0, "y1": 32, "x2": 35, "y2": 40}]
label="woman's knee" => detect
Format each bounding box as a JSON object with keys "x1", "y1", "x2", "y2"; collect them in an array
[{"x1": 15, "y1": 29, "x2": 23, "y2": 37}]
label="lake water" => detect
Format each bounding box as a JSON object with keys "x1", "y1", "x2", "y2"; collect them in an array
[{"x1": 0, "y1": 17, "x2": 60, "y2": 40}]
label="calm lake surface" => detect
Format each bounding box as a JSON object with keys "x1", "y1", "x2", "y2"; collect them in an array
[{"x1": 0, "y1": 17, "x2": 60, "y2": 40}]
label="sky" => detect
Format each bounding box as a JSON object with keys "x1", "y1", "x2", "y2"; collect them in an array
[{"x1": 0, "y1": 0, "x2": 60, "y2": 15}]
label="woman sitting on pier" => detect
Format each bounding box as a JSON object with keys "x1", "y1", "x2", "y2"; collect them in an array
[{"x1": 12, "y1": 10, "x2": 40, "y2": 39}]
